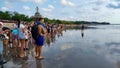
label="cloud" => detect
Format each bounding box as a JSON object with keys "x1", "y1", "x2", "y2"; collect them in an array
[
  {"x1": 106, "y1": 2, "x2": 120, "y2": 9},
  {"x1": 21, "y1": 0, "x2": 47, "y2": 4},
  {"x1": 66, "y1": 16, "x2": 79, "y2": 21},
  {"x1": 107, "y1": 3, "x2": 120, "y2": 9},
  {"x1": 61, "y1": 0, "x2": 75, "y2": 7},
  {"x1": 3, "y1": 1, "x2": 13, "y2": 9},
  {"x1": 92, "y1": 8, "x2": 99, "y2": 11},
  {"x1": 85, "y1": 0, "x2": 110, "y2": 5},
  {"x1": 21, "y1": 0, "x2": 30, "y2": 2},
  {"x1": 3, "y1": 0, "x2": 19, "y2": 2},
  {"x1": 0, "y1": 1, "x2": 13, "y2": 11},
  {"x1": 41, "y1": 8, "x2": 51, "y2": 12},
  {"x1": 33, "y1": 0, "x2": 47, "y2": 4},
  {"x1": 69, "y1": 16, "x2": 74, "y2": 19},
  {"x1": 23, "y1": 6, "x2": 30, "y2": 11},
  {"x1": 48, "y1": 5, "x2": 54, "y2": 9},
  {"x1": 1, "y1": 7, "x2": 8, "y2": 11},
  {"x1": 114, "y1": 0, "x2": 120, "y2": 2},
  {"x1": 53, "y1": 0, "x2": 57, "y2": 3},
  {"x1": 43, "y1": 12, "x2": 53, "y2": 18},
  {"x1": 41, "y1": 5, "x2": 54, "y2": 12},
  {"x1": 97, "y1": 0, "x2": 107, "y2": 3},
  {"x1": 76, "y1": 0, "x2": 109, "y2": 9},
  {"x1": 61, "y1": 11, "x2": 69, "y2": 15}
]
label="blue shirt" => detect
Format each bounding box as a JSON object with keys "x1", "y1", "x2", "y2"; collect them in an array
[
  {"x1": 12, "y1": 29, "x2": 18, "y2": 35},
  {"x1": 36, "y1": 21, "x2": 46, "y2": 29}
]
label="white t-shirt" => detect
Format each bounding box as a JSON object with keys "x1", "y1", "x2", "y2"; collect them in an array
[{"x1": 18, "y1": 24, "x2": 25, "y2": 39}]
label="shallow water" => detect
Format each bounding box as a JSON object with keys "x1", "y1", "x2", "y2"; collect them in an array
[{"x1": 0, "y1": 25, "x2": 120, "y2": 68}]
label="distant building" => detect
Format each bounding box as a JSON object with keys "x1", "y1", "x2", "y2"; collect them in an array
[
  {"x1": 35, "y1": 6, "x2": 42, "y2": 18},
  {"x1": 33, "y1": 6, "x2": 43, "y2": 22}
]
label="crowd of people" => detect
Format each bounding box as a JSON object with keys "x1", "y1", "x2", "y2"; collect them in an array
[{"x1": 0, "y1": 18, "x2": 64, "y2": 66}]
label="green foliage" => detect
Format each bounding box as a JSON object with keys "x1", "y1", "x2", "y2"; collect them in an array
[
  {"x1": 0, "y1": 11, "x2": 11, "y2": 20},
  {"x1": 0, "y1": 11, "x2": 110, "y2": 24},
  {"x1": 0, "y1": 11, "x2": 33, "y2": 22}
]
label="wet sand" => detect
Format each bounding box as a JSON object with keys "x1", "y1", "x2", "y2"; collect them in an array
[{"x1": 0, "y1": 25, "x2": 120, "y2": 68}]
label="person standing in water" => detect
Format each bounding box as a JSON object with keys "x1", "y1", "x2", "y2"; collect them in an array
[
  {"x1": 12, "y1": 23, "x2": 18, "y2": 48},
  {"x1": 81, "y1": 24, "x2": 84, "y2": 38},
  {"x1": 24, "y1": 24, "x2": 31, "y2": 50},
  {"x1": 17, "y1": 19, "x2": 26, "y2": 58},
  {"x1": 35, "y1": 17, "x2": 47, "y2": 60}
]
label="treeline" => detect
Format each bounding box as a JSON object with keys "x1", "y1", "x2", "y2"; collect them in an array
[
  {"x1": 45, "y1": 18, "x2": 110, "y2": 25},
  {"x1": 0, "y1": 11, "x2": 33, "y2": 22},
  {"x1": 0, "y1": 11, "x2": 110, "y2": 24},
  {"x1": 44, "y1": 18, "x2": 110, "y2": 24}
]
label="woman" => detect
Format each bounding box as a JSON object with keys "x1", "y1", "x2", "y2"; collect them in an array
[{"x1": 17, "y1": 20, "x2": 26, "y2": 58}]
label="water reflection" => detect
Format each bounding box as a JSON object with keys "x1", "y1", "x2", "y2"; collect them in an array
[
  {"x1": 42, "y1": 25, "x2": 120, "y2": 68},
  {"x1": 81, "y1": 29, "x2": 84, "y2": 38},
  {"x1": 45, "y1": 27, "x2": 63, "y2": 46},
  {"x1": 0, "y1": 25, "x2": 120, "y2": 68},
  {"x1": 36, "y1": 60, "x2": 42, "y2": 68},
  {"x1": 0, "y1": 26, "x2": 64, "y2": 68},
  {"x1": 0, "y1": 42, "x2": 7, "y2": 67}
]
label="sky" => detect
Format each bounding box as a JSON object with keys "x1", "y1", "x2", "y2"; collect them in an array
[{"x1": 0, "y1": 0, "x2": 120, "y2": 24}]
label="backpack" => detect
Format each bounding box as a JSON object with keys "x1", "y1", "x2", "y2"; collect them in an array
[{"x1": 31, "y1": 24, "x2": 40, "y2": 40}]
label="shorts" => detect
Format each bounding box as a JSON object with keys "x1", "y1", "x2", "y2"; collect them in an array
[
  {"x1": 35, "y1": 36, "x2": 44, "y2": 46},
  {"x1": 18, "y1": 35, "x2": 25, "y2": 39},
  {"x1": 12, "y1": 34, "x2": 18, "y2": 40}
]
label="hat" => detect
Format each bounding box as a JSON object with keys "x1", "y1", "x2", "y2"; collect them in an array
[{"x1": 0, "y1": 22, "x2": 3, "y2": 26}]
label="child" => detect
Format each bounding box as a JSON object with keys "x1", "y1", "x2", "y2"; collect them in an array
[
  {"x1": 24, "y1": 25, "x2": 31, "y2": 50},
  {"x1": 12, "y1": 24, "x2": 18, "y2": 47}
]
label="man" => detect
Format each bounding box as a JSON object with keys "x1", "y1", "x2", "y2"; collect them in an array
[{"x1": 35, "y1": 17, "x2": 47, "y2": 60}]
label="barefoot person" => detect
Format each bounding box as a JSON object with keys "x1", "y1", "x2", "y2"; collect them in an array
[
  {"x1": 17, "y1": 20, "x2": 26, "y2": 58},
  {"x1": 24, "y1": 24, "x2": 31, "y2": 50},
  {"x1": 35, "y1": 17, "x2": 47, "y2": 60},
  {"x1": 12, "y1": 23, "x2": 18, "y2": 48}
]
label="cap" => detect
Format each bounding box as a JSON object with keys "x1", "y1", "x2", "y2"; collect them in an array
[{"x1": 0, "y1": 22, "x2": 3, "y2": 26}]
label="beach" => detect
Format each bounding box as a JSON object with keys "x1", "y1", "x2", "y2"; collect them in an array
[{"x1": 0, "y1": 24, "x2": 120, "y2": 68}]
